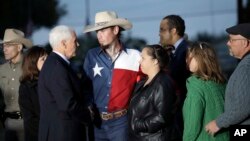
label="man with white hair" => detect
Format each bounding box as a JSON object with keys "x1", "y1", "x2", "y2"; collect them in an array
[
  {"x1": 38, "y1": 25, "x2": 90, "y2": 141},
  {"x1": 0, "y1": 28, "x2": 33, "y2": 141}
]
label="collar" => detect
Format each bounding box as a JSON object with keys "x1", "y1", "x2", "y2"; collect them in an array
[
  {"x1": 53, "y1": 51, "x2": 70, "y2": 64},
  {"x1": 9, "y1": 56, "x2": 23, "y2": 69},
  {"x1": 174, "y1": 37, "x2": 184, "y2": 50},
  {"x1": 97, "y1": 43, "x2": 128, "y2": 56}
]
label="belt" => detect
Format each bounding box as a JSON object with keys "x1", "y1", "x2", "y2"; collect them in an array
[
  {"x1": 100, "y1": 109, "x2": 127, "y2": 121},
  {"x1": 4, "y1": 111, "x2": 23, "y2": 119}
]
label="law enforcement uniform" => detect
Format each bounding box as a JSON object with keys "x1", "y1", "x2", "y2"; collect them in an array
[{"x1": 0, "y1": 60, "x2": 24, "y2": 141}]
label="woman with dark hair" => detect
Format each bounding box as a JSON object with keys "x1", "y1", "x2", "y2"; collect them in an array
[
  {"x1": 19, "y1": 46, "x2": 47, "y2": 141},
  {"x1": 182, "y1": 42, "x2": 229, "y2": 141},
  {"x1": 128, "y1": 44, "x2": 175, "y2": 141}
]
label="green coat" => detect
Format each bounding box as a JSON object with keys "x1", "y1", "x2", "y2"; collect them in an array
[{"x1": 183, "y1": 75, "x2": 229, "y2": 141}]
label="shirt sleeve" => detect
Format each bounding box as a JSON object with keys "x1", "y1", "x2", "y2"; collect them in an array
[{"x1": 216, "y1": 65, "x2": 250, "y2": 128}]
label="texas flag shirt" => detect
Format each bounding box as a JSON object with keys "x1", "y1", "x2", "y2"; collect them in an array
[{"x1": 83, "y1": 46, "x2": 141, "y2": 113}]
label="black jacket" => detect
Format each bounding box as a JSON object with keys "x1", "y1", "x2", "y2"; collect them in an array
[
  {"x1": 128, "y1": 71, "x2": 175, "y2": 141},
  {"x1": 19, "y1": 80, "x2": 40, "y2": 141},
  {"x1": 169, "y1": 39, "x2": 190, "y2": 98},
  {"x1": 38, "y1": 52, "x2": 90, "y2": 141}
]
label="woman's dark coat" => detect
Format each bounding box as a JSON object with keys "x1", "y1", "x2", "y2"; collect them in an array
[
  {"x1": 128, "y1": 71, "x2": 175, "y2": 141},
  {"x1": 19, "y1": 80, "x2": 40, "y2": 141}
]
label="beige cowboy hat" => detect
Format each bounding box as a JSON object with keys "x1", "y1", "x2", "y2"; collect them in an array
[
  {"x1": 0, "y1": 28, "x2": 33, "y2": 48},
  {"x1": 83, "y1": 11, "x2": 132, "y2": 33}
]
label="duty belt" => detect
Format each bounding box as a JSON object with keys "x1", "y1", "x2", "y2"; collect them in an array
[{"x1": 4, "y1": 111, "x2": 23, "y2": 119}]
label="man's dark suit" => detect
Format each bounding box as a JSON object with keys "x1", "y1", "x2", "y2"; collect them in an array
[
  {"x1": 38, "y1": 52, "x2": 90, "y2": 141},
  {"x1": 168, "y1": 39, "x2": 190, "y2": 141},
  {"x1": 169, "y1": 39, "x2": 190, "y2": 97}
]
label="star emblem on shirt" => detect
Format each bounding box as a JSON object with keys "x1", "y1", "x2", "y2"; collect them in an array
[{"x1": 93, "y1": 63, "x2": 104, "y2": 77}]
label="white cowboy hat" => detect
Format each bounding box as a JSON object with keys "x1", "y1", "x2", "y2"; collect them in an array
[
  {"x1": 0, "y1": 28, "x2": 33, "y2": 48},
  {"x1": 83, "y1": 11, "x2": 132, "y2": 33}
]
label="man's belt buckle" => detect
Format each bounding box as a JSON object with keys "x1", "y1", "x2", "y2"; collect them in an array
[
  {"x1": 101, "y1": 109, "x2": 127, "y2": 121},
  {"x1": 101, "y1": 113, "x2": 113, "y2": 120}
]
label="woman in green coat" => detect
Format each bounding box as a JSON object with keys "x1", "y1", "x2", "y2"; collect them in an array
[{"x1": 182, "y1": 42, "x2": 229, "y2": 141}]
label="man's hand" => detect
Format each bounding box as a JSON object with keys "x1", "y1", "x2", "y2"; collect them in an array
[
  {"x1": 205, "y1": 120, "x2": 220, "y2": 136},
  {"x1": 88, "y1": 104, "x2": 102, "y2": 128}
]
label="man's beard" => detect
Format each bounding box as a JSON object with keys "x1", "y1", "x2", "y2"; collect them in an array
[
  {"x1": 100, "y1": 43, "x2": 110, "y2": 49},
  {"x1": 100, "y1": 40, "x2": 115, "y2": 50}
]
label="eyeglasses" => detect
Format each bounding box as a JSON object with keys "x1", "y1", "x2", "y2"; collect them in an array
[
  {"x1": 228, "y1": 38, "x2": 248, "y2": 43},
  {"x1": 160, "y1": 28, "x2": 168, "y2": 32},
  {"x1": 3, "y1": 43, "x2": 20, "y2": 47},
  {"x1": 159, "y1": 27, "x2": 172, "y2": 33}
]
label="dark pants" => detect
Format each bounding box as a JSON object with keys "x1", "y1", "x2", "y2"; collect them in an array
[{"x1": 171, "y1": 94, "x2": 185, "y2": 141}]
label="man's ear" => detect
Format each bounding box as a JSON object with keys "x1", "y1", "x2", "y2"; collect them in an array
[
  {"x1": 171, "y1": 28, "x2": 177, "y2": 35},
  {"x1": 61, "y1": 40, "x2": 67, "y2": 48},
  {"x1": 154, "y1": 59, "x2": 159, "y2": 65},
  {"x1": 17, "y1": 44, "x2": 23, "y2": 51},
  {"x1": 244, "y1": 40, "x2": 250, "y2": 48},
  {"x1": 113, "y1": 26, "x2": 119, "y2": 35}
]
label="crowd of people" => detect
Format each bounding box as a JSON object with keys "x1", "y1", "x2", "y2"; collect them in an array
[{"x1": 0, "y1": 10, "x2": 250, "y2": 141}]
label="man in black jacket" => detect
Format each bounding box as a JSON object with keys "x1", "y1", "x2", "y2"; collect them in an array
[
  {"x1": 159, "y1": 15, "x2": 190, "y2": 141},
  {"x1": 38, "y1": 25, "x2": 90, "y2": 141}
]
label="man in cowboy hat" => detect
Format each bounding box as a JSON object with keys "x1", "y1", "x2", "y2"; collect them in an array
[
  {"x1": 83, "y1": 11, "x2": 141, "y2": 141},
  {"x1": 0, "y1": 28, "x2": 32, "y2": 141}
]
